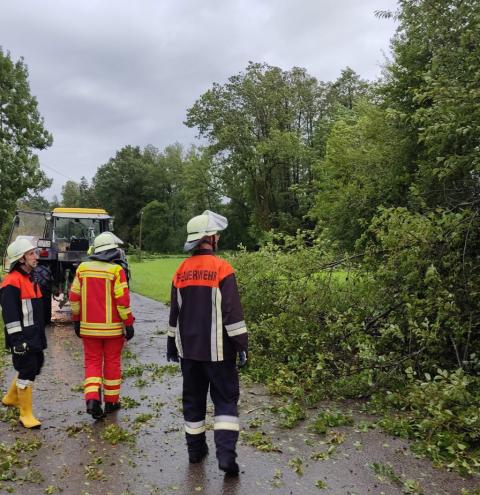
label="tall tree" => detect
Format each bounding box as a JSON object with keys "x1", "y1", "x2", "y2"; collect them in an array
[
  {"x1": 186, "y1": 62, "x2": 327, "y2": 240},
  {"x1": 351, "y1": 0, "x2": 480, "y2": 378},
  {"x1": 17, "y1": 193, "x2": 50, "y2": 212},
  {"x1": 49, "y1": 195, "x2": 61, "y2": 209},
  {"x1": 181, "y1": 146, "x2": 222, "y2": 218},
  {"x1": 93, "y1": 146, "x2": 150, "y2": 242},
  {"x1": 143, "y1": 143, "x2": 187, "y2": 236},
  {"x1": 141, "y1": 200, "x2": 174, "y2": 253},
  {"x1": 78, "y1": 176, "x2": 97, "y2": 208},
  {"x1": 0, "y1": 48, "x2": 52, "y2": 231},
  {"x1": 383, "y1": 0, "x2": 480, "y2": 210},
  {"x1": 312, "y1": 68, "x2": 372, "y2": 161},
  {"x1": 329, "y1": 67, "x2": 369, "y2": 110},
  {"x1": 61, "y1": 180, "x2": 81, "y2": 207},
  {"x1": 310, "y1": 102, "x2": 411, "y2": 250}
]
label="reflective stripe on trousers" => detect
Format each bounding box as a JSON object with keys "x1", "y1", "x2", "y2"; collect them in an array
[{"x1": 83, "y1": 336, "x2": 124, "y2": 401}]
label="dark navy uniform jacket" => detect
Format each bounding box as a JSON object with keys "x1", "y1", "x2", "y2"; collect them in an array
[
  {"x1": 0, "y1": 267, "x2": 47, "y2": 352},
  {"x1": 168, "y1": 250, "x2": 248, "y2": 362}
]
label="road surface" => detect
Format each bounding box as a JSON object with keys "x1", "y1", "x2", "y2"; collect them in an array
[{"x1": 0, "y1": 294, "x2": 478, "y2": 494}]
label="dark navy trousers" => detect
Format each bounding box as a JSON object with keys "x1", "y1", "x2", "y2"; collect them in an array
[
  {"x1": 181, "y1": 358, "x2": 240, "y2": 461},
  {"x1": 12, "y1": 351, "x2": 44, "y2": 382}
]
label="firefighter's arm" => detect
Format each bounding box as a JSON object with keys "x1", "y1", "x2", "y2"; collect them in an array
[
  {"x1": 69, "y1": 272, "x2": 82, "y2": 321},
  {"x1": 113, "y1": 267, "x2": 134, "y2": 326},
  {"x1": 168, "y1": 282, "x2": 179, "y2": 337},
  {"x1": 220, "y1": 272, "x2": 248, "y2": 352},
  {"x1": 167, "y1": 282, "x2": 179, "y2": 361}
]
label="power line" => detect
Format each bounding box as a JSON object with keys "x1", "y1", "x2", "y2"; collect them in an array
[{"x1": 40, "y1": 162, "x2": 76, "y2": 182}]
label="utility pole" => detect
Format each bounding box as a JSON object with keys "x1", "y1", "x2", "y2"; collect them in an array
[{"x1": 139, "y1": 209, "x2": 144, "y2": 262}]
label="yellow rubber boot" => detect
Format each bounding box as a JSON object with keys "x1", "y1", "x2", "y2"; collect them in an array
[
  {"x1": 17, "y1": 386, "x2": 41, "y2": 429},
  {"x1": 2, "y1": 377, "x2": 19, "y2": 407}
]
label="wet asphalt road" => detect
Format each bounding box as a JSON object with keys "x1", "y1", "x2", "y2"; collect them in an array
[{"x1": 0, "y1": 293, "x2": 479, "y2": 495}]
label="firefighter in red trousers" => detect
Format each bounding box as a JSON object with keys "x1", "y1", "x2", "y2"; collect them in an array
[
  {"x1": 167, "y1": 210, "x2": 248, "y2": 475},
  {"x1": 1, "y1": 238, "x2": 47, "y2": 429},
  {"x1": 69, "y1": 232, "x2": 135, "y2": 419}
]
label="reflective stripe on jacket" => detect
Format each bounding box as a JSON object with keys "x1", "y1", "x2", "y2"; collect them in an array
[
  {"x1": 69, "y1": 261, "x2": 134, "y2": 338},
  {"x1": 0, "y1": 269, "x2": 47, "y2": 352},
  {"x1": 169, "y1": 251, "x2": 248, "y2": 361}
]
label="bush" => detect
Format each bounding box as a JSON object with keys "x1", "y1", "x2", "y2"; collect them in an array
[
  {"x1": 371, "y1": 369, "x2": 480, "y2": 474},
  {"x1": 231, "y1": 210, "x2": 480, "y2": 473},
  {"x1": 362, "y1": 207, "x2": 480, "y2": 375},
  {"x1": 230, "y1": 230, "x2": 378, "y2": 400}
]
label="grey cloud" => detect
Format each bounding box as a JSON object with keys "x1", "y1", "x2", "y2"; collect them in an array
[{"x1": 1, "y1": 0, "x2": 398, "y2": 197}]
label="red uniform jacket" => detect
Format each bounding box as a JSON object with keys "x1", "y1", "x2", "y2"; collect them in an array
[{"x1": 69, "y1": 261, "x2": 134, "y2": 338}]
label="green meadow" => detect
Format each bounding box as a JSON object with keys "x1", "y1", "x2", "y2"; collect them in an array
[
  {"x1": 128, "y1": 255, "x2": 353, "y2": 304},
  {"x1": 128, "y1": 256, "x2": 186, "y2": 303}
]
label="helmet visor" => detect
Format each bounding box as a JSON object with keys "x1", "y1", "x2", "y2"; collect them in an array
[{"x1": 183, "y1": 238, "x2": 203, "y2": 252}]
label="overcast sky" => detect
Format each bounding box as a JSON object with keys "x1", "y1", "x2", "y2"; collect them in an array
[{"x1": 1, "y1": 0, "x2": 398, "y2": 199}]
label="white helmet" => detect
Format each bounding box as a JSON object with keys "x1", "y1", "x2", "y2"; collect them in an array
[
  {"x1": 92, "y1": 232, "x2": 123, "y2": 253},
  {"x1": 6, "y1": 237, "x2": 37, "y2": 271},
  {"x1": 184, "y1": 210, "x2": 228, "y2": 251}
]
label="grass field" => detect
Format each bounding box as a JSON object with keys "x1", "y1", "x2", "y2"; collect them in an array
[
  {"x1": 128, "y1": 256, "x2": 355, "y2": 304},
  {"x1": 128, "y1": 257, "x2": 186, "y2": 303}
]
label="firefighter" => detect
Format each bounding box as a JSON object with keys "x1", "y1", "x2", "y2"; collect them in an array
[
  {"x1": 69, "y1": 232, "x2": 135, "y2": 419},
  {"x1": 167, "y1": 210, "x2": 248, "y2": 475},
  {"x1": 1, "y1": 238, "x2": 47, "y2": 428}
]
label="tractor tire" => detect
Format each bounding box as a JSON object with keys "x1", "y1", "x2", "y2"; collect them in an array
[{"x1": 43, "y1": 290, "x2": 52, "y2": 325}]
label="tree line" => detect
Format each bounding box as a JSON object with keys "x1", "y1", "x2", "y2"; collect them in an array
[
  {"x1": 0, "y1": 44, "x2": 373, "y2": 251},
  {"x1": 2, "y1": 1, "x2": 478, "y2": 257}
]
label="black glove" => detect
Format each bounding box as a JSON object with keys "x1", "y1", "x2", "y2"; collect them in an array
[
  {"x1": 167, "y1": 336, "x2": 179, "y2": 363},
  {"x1": 167, "y1": 352, "x2": 179, "y2": 363},
  {"x1": 237, "y1": 351, "x2": 248, "y2": 368},
  {"x1": 125, "y1": 325, "x2": 135, "y2": 341},
  {"x1": 12, "y1": 342, "x2": 29, "y2": 356},
  {"x1": 73, "y1": 321, "x2": 81, "y2": 338}
]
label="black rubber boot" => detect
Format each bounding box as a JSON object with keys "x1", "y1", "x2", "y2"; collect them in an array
[
  {"x1": 86, "y1": 399, "x2": 105, "y2": 419},
  {"x1": 189, "y1": 443, "x2": 209, "y2": 464},
  {"x1": 215, "y1": 429, "x2": 240, "y2": 475},
  {"x1": 186, "y1": 431, "x2": 209, "y2": 463},
  {"x1": 218, "y1": 457, "x2": 239, "y2": 475},
  {"x1": 105, "y1": 402, "x2": 121, "y2": 413}
]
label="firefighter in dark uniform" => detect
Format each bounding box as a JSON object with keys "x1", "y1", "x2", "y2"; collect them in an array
[
  {"x1": 167, "y1": 210, "x2": 248, "y2": 475},
  {"x1": 1, "y1": 238, "x2": 47, "y2": 428}
]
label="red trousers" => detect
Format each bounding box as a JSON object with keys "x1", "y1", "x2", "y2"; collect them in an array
[{"x1": 83, "y1": 337, "x2": 124, "y2": 403}]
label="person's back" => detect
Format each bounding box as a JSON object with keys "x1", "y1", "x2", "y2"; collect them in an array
[
  {"x1": 171, "y1": 251, "x2": 246, "y2": 362},
  {"x1": 73, "y1": 260, "x2": 130, "y2": 337}
]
